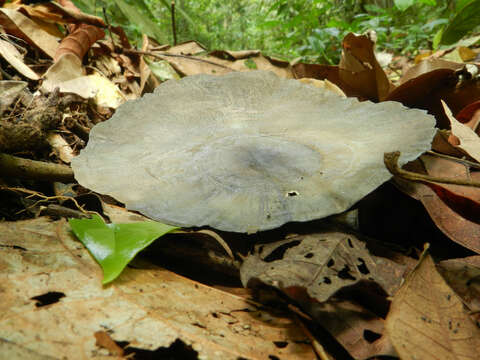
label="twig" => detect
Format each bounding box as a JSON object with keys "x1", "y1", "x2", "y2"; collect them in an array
[
  {"x1": 123, "y1": 48, "x2": 233, "y2": 70},
  {"x1": 0, "y1": 185, "x2": 88, "y2": 216},
  {"x1": 171, "y1": 0, "x2": 177, "y2": 45},
  {"x1": 102, "y1": 7, "x2": 117, "y2": 51},
  {"x1": 384, "y1": 151, "x2": 480, "y2": 187},
  {"x1": 0, "y1": 153, "x2": 75, "y2": 183},
  {"x1": 174, "y1": 229, "x2": 234, "y2": 259},
  {"x1": 426, "y1": 150, "x2": 480, "y2": 170},
  {"x1": 288, "y1": 305, "x2": 331, "y2": 360}
]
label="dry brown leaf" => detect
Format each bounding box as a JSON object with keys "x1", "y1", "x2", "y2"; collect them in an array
[
  {"x1": 210, "y1": 49, "x2": 261, "y2": 60},
  {"x1": 240, "y1": 230, "x2": 406, "y2": 303},
  {"x1": 395, "y1": 155, "x2": 480, "y2": 253},
  {"x1": 339, "y1": 32, "x2": 393, "y2": 101},
  {"x1": 42, "y1": 53, "x2": 126, "y2": 108},
  {"x1": 292, "y1": 62, "x2": 358, "y2": 97},
  {"x1": 309, "y1": 300, "x2": 396, "y2": 360},
  {"x1": 249, "y1": 53, "x2": 293, "y2": 78},
  {"x1": 400, "y1": 58, "x2": 464, "y2": 84},
  {"x1": 55, "y1": 22, "x2": 105, "y2": 61},
  {"x1": 154, "y1": 53, "x2": 234, "y2": 76},
  {"x1": 166, "y1": 40, "x2": 207, "y2": 55},
  {"x1": 14, "y1": 1, "x2": 105, "y2": 28},
  {"x1": 298, "y1": 78, "x2": 346, "y2": 97},
  {"x1": 0, "y1": 38, "x2": 39, "y2": 80},
  {"x1": 0, "y1": 8, "x2": 59, "y2": 58},
  {"x1": 0, "y1": 80, "x2": 27, "y2": 113},
  {"x1": 387, "y1": 59, "x2": 480, "y2": 128},
  {"x1": 438, "y1": 256, "x2": 480, "y2": 312},
  {"x1": 443, "y1": 100, "x2": 480, "y2": 162},
  {"x1": 385, "y1": 251, "x2": 480, "y2": 360},
  {"x1": 0, "y1": 217, "x2": 314, "y2": 359}
]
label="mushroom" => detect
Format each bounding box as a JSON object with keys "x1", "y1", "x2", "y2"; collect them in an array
[{"x1": 71, "y1": 71, "x2": 436, "y2": 233}]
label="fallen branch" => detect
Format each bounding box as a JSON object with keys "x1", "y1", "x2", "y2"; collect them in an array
[
  {"x1": 0, "y1": 153, "x2": 75, "y2": 183},
  {"x1": 384, "y1": 151, "x2": 480, "y2": 188},
  {"x1": 124, "y1": 48, "x2": 234, "y2": 70}
]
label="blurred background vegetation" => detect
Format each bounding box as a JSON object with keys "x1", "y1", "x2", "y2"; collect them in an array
[{"x1": 74, "y1": 0, "x2": 478, "y2": 64}]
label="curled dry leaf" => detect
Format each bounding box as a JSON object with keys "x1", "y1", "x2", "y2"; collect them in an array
[
  {"x1": 385, "y1": 252, "x2": 480, "y2": 360},
  {"x1": 54, "y1": 23, "x2": 105, "y2": 61},
  {"x1": 0, "y1": 8, "x2": 59, "y2": 58},
  {"x1": 0, "y1": 217, "x2": 314, "y2": 359},
  {"x1": 240, "y1": 230, "x2": 406, "y2": 303},
  {"x1": 443, "y1": 100, "x2": 480, "y2": 163},
  {"x1": 0, "y1": 39, "x2": 39, "y2": 80},
  {"x1": 72, "y1": 71, "x2": 436, "y2": 233},
  {"x1": 339, "y1": 32, "x2": 393, "y2": 101}
]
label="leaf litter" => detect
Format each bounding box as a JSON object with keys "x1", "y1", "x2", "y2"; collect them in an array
[{"x1": 1, "y1": 0, "x2": 480, "y2": 359}]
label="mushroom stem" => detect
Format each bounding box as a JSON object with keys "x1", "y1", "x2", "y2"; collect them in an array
[{"x1": 384, "y1": 151, "x2": 480, "y2": 188}]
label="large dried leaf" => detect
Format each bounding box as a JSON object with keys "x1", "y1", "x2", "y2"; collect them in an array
[
  {"x1": 0, "y1": 8, "x2": 59, "y2": 58},
  {"x1": 240, "y1": 231, "x2": 406, "y2": 303},
  {"x1": 437, "y1": 256, "x2": 480, "y2": 312},
  {"x1": 0, "y1": 217, "x2": 314, "y2": 359},
  {"x1": 395, "y1": 155, "x2": 480, "y2": 253},
  {"x1": 385, "y1": 252, "x2": 480, "y2": 360},
  {"x1": 72, "y1": 71, "x2": 436, "y2": 233},
  {"x1": 42, "y1": 53, "x2": 126, "y2": 108}
]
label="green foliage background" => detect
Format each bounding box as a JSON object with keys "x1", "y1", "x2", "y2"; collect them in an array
[{"x1": 74, "y1": 0, "x2": 479, "y2": 64}]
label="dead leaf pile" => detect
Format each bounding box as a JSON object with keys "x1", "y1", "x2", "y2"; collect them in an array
[{"x1": 1, "y1": 1, "x2": 480, "y2": 359}]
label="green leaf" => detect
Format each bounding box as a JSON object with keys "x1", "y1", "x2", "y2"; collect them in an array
[
  {"x1": 394, "y1": 0, "x2": 415, "y2": 11},
  {"x1": 418, "y1": 0, "x2": 437, "y2": 5},
  {"x1": 456, "y1": 0, "x2": 473, "y2": 11},
  {"x1": 114, "y1": 0, "x2": 166, "y2": 43},
  {"x1": 144, "y1": 59, "x2": 180, "y2": 82},
  {"x1": 432, "y1": 26, "x2": 444, "y2": 50},
  {"x1": 69, "y1": 215, "x2": 178, "y2": 284},
  {"x1": 441, "y1": 0, "x2": 480, "y2": 45}
]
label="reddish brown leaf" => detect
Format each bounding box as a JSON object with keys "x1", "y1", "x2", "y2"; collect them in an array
[
  {"x1": 395, "y1": 155, "x2": 480, "y2": 253},
  {"x1": 455, "y1": 100, "x2": 480, "y2": 123},
  {"x1": 55, "y1": 23, "x2": 104, "y2": 61},
  {"x1": 387, "y1": 59, "x2": 480, "y2": 128},
  {"x1": 339, "y1": 32, "x2": 393, "y2": 101}
]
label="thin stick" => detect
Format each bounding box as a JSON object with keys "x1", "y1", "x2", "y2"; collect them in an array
[
  {"x1": 171, "y1": 0, "x2": 177, "y2": 45},
  {"x1": 123, "y1": 48, "x2": 233, "y2": 70},
  {"x1": 0, "y1": 153, "x2": 75, "y2": 183},
  {"x1": 426, "y1": 150, "x2": 480, "y2": 170},
  {"x1": 102, "y1": 6, "x2": 116, "y2": 51},
  {"x1": 384, "y1": 151, "x2": 480, "y2": 187}
]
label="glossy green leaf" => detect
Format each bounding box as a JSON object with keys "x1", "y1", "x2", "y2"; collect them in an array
[
  {"x1": 69, "y1": 215, "x2": 178, "y2": 284},
  {"x1": 441, "y1": 0, "x2": 480, "y2": 45}
]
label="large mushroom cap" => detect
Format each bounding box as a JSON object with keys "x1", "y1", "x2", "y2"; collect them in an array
[{"x1": 72, "y1": 71, "x2": 435, "y2": 233}]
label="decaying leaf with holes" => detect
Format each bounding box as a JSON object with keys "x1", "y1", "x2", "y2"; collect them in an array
[
  {"x1": 240, "y1": 230, "x2": 406, "y2": 303},
  {"x1": 72, "y1": 70, "x2": 436, "y2": 233}
]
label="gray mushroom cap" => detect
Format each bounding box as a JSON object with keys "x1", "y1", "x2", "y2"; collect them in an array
[{"x1": 71, "y1": 71, "x2": 436, "y2": 233}]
